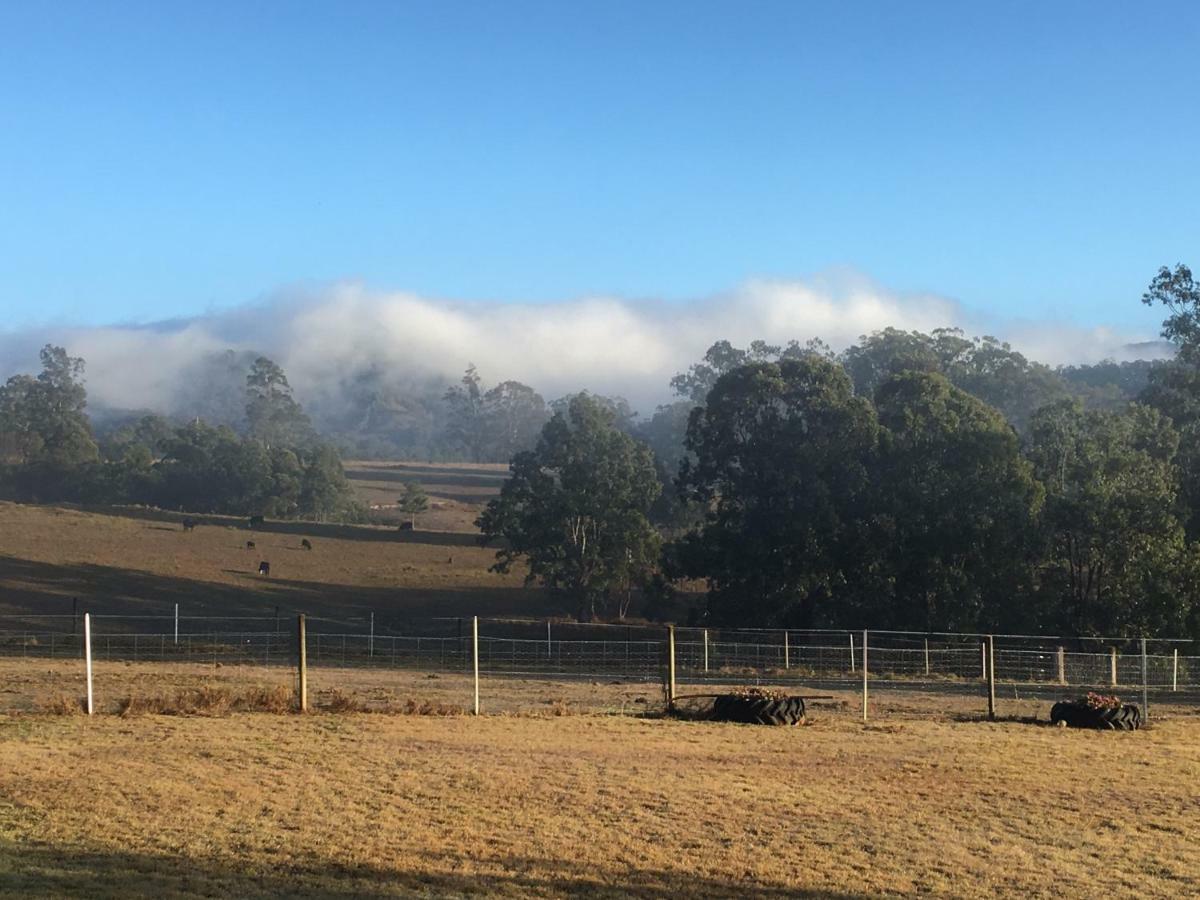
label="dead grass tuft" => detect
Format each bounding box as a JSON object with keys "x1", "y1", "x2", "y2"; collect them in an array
[
  {"x1": 115, "y1": 685, "x2": 295, "y2": 717},
  {"x1": 392, "y1": 698, "x2": 465, "y2": 716},
  {"x1": 319, "y1": 689, "x2": 366, "y2": 713},
  {"x1": 39, "y1": 694, "x2": 83, "y2": 715}
]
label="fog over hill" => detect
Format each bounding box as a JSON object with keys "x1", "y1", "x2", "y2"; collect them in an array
[{"x1": 0, "y1": 272, "x2": 1174, "y2": 421}]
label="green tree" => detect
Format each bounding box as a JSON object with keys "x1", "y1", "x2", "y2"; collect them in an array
[
  {"x1": 245, "y1": 356, "x2": 313, "y2": 448},
  {"x1": 477, "y1": 394, "x2": 661, "y2": 620},
  {"x1": 298, "y1": 444, "x2": 358, "y2": 521},
  {"x1": 443, "y1": 364, "x2": 487, "y2": 461},
  {"x1": 676, "y1": 356, "x2": 880, "y2": 627},
  {"x1": 1027, "y1": 401, "x2": 1195, "y2": 636},
  {"x1": 398, "y1": 480, "x2": 429, "y2": 528},
  {"x1": 870, "y1": 371, "x2": 1043, "y2": 632},
  {"x1": 482, "y1": 380, "x2": 549, "y2": 460},
  {"x1": 0, "y1": 345, "x2": 98, "y2": 469},
  {"x1": 1142, "y1": 263, "x2": 1200, "y2": 357}
]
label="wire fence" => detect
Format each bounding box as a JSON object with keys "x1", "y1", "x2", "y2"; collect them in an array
[{"x1": 2, "y1": 612, "x2": 1198, "y2": 716}]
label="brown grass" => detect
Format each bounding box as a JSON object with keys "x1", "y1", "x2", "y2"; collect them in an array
[{"x1": 2, "y1": 712, "x2": 1199, "y2": 897}]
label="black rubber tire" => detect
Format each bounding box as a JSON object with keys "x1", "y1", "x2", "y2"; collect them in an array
[
  {"x1": 712, "y1": 694, "x2": 805, "y2": 725},
  {"x1": 1050, "y1": 701, "x2": 1141, "y2": 730}
]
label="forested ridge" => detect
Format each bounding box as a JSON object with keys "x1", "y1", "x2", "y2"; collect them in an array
[{"x1": 3, "y1": 265, "x2": 1199, "y2": 636}]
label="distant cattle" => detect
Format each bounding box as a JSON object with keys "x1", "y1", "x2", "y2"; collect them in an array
[
  {"x1": 398, "y1": 521, "x2": 413, "y2": 531},
  {"x1": 181, "y1": 518, "x2": 197, "y2": 532},
  {"x1": 248, "y1": 515, "x2": 264, "y2": 529},
  {"x1": 447, "y1": 556, "x2": 453, "y2": 565},
  {"x1": 301, "y1": 538, "x2": 312, "y2": 551},
  {"x1": 246, "y1": 540, "x2": 256, "y2": 550},
  {"x1": 257, "y1": 561, "x2": 270, "y2": 576}
]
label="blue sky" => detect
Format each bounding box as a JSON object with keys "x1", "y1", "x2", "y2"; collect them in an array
[{"x1": 1, "y1": 1, "x2": 1197, "y2": 333}]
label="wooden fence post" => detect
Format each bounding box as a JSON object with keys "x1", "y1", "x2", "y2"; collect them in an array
[
  {"x1": 83, "y1": 612, "x2": 94, "y2": 716},
  {"x1": 369, "y1": 612, "x2": 374, "y2": 659},
  {"x1": 861, "y1": 630, "x2": 868, "y2": 722},
  {"x1": 1110, "y1": 647, "x2": 1118, "y2": 687},
  {"x1": 849, "y1": 632, "x2": 856, "y2": 673},
  {"x1": 1057, "y1": 646, "x2": 1066, "y2": 685},
  {"x1": 666, "y1": 625, "x2": 677, "y2": 708},
  {"x1": 472, "y1": 615, "x2": 480, "y2": 716},
  {"x1": 1141, "y1": 638, "x2": 1149, "y2": 721},
  {"x1": 986, "y1": 634, "x2": 996, "y2": 721},
  {"x1": 923, "y1": 637, "x2": 930, "y2": 677},
  {"x1": 546, "y1": 620, "x2": 552, "y2": 658},
  {"x1": 783, "y1": 630, "x2": 790, "y2": 670},
  {"x1": 297, "y1": 615, "x2": 307, "y2": 712},
  {"x1": 980, "y1": 641, "x2": 987, "y2": 682},
  {"x1": 703, "y1": 629, "x2": 709, "y2": 673}
]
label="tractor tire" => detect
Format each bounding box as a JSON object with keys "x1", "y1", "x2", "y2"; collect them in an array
[
  {"x1": 712, "y1": 694, "x2": 806, "y2": 725},
  {"x1": 1050, "y1": 701, "x2": 1141, "y2": 730}
]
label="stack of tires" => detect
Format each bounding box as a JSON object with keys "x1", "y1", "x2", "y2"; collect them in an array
[
  {"x1": 1050, "y1": 699, "x2": 1142, "y2": 730},
  {"x1": 711, "y1": 693, "x2": 806, "y2": 725}
]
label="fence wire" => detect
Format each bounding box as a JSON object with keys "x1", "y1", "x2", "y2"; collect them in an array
[{"x1": 2, "y1": 613, "x2": 1198, "y2": 715}]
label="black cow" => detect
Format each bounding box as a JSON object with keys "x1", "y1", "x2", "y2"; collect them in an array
[
  {"x1": 181, "y1": 518, "x2": 197, "y2": 532},
  {"x1": 398, "y1": 521, "x2": 413, "y2": 531},
  {"x1": 248, "y1": 515, "x2": 264, "y2": 529},
  {"x1": 246, "y1": 540, "x2": 256, "y2": 550},
  {"x1": 257, "y1": 561, "x2": 270, "y2": 576},
  {"x1": 301, "y1": 539, "x2": 312, "y2": 551}
]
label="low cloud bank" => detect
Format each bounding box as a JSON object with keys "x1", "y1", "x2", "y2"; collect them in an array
[{"x1": 0, "y1": 272, "x2": 1172, "y2": 418}]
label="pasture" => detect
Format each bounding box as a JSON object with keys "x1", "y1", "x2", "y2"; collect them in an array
[
  {"x1": 2, "y1": 709, "x2": 1199, "y2": 897},
  {"x1": 2, "y1": 479, "x2": 1199, "y2": 898}
]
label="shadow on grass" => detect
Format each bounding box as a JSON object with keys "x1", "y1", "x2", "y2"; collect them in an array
[
  {"x1": 0, "y1": 843, "x2": 867, "y2": 899},
  {"x1": 75, "y1": 504, "x2": 489, "y2": 548},
  {"x1": 0, "y1": 554, "x2": 560, "y2": 627}
]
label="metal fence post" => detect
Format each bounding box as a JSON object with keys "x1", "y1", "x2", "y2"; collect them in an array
[
  {"x1": 83, "y1": 612, "x2": 94, "y2": 716},
  {"x1": 861, "y1": 630, "x2": 868, "y2": 722},
  {"x1": 472, "y1": 615, "x2": 480, "y2": 716},
  {"x1": 666, "y1": 625, "x2": 677, "y2": 708}
]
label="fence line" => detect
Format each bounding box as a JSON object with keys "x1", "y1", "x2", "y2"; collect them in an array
[{"x1": 4, "y1": 612, "x2": 1199, "y2": 716}]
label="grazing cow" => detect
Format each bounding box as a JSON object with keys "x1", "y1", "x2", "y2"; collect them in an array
[
  {"x1": 301, "y1": 538, "x2": 312, "y2": 551},
  {"x1": 447, "y1": 556, "x2": 453, "y2": 565},
  {"x1": 246, "y1": 540, "x2": 256, "y2": 550},
  {"x1": 398, "y1": 521, "x2": 413, "y2": 531},
  {"x1": 257, "y1": 561, "x2": 270, "y2": 576},
  {"x1": 181, "y1": 518, "x2": 197, "y2": 532},
  {"x1": 248, "y1": 515, "x2": 264, "y2": 529}
]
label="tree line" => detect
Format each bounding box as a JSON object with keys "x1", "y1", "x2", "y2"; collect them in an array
[
  {"x1": 0, "y1": 352, "x2": 359, "y2": 520},
  {"x1": 479, "y1": 266, "x2": 1200, "y2": 638}
]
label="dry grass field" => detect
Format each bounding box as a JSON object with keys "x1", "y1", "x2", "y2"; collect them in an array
[
  {"x1": 2, "y1": 708, "x2": 1199, "y2": 898},
  {"x1": 346, "y1": 460, "x2": 507, "y2": 532},
  {"x1": 0, "y1": 496, "x2": 555, "y2": 623},
  {"x1": 4, "y1": 479, "x2": 1200, "y2": 897}
]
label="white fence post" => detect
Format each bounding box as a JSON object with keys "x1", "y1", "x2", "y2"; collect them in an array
[
  {"x1": 1173, "y1": 648, "x2": 1179, "y2": 692},
  {"x1": 861, "y1": 630, "x2": 868, "y2": 722},
  {"x1": 472, "y1": 615, "x2": 480, "y2": 716},
  {"x1": 783, "y1": 630, "x2": 790, "y2": 670},
  {"x1": 986, "y1": 635, "x2": 996, "y2": 721},
  {"x1": 1111, "y1": 647, "x2": 1118, "y2": 687},
  {"x1": 84, "y1": 612, "x2": 94, "y2": 716},
  {"x1": 923, "y1": 638, "x2": 930, "y2": 677},
  {"x1": 666, "y1": 625, "x2": 677, "y2": 708},
  {"x1": 546, "y1": 620, "x2": 552, "y2": 658},
  {"x1": 849, "y1": 632, "x2": 856, "y2": 673},
  {"x1": 703, "y1": 629, "x2": 709, "y2": 673},
  {"x1": 1057, "y1": 646, "x2": 1066, "y2": 685}
]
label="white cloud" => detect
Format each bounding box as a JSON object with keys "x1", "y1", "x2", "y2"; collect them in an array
[{"x1": 0, "y1": 271, "x2": 1169, "y2": 417}]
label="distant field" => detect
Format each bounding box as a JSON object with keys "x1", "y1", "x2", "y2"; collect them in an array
[
  {"x1": 2, "y1": 708, "x2": 1199, "y2": 898},
  {"x1": 0, "y1": 498, "x2": 559, "y2": 623},
  {"x1": 345, "y1": 460, "x2": 508, "y2": 532}
]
